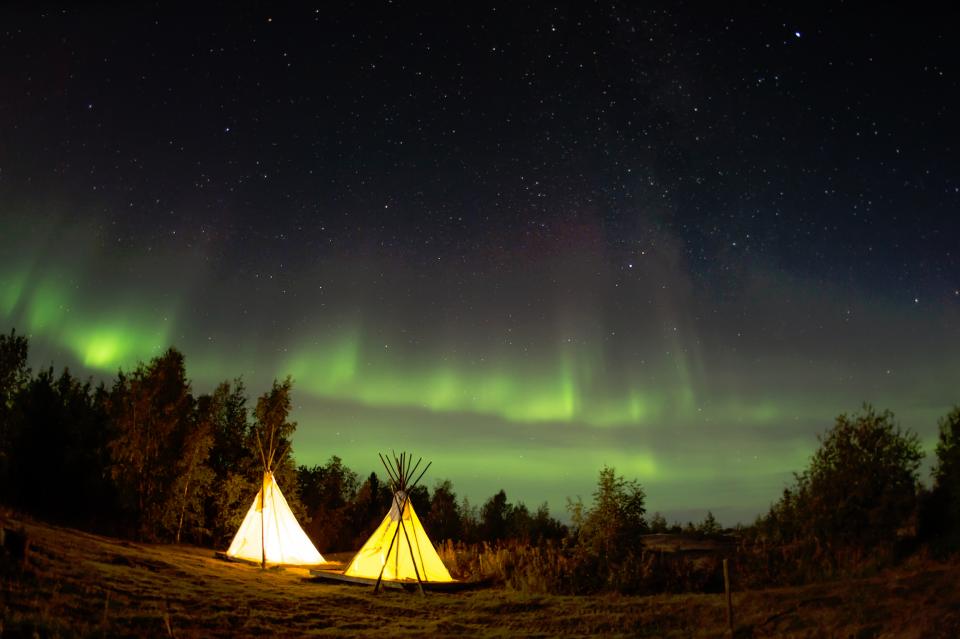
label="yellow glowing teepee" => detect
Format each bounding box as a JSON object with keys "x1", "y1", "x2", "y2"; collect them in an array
[{"x1": 343, "y1": 452, "x2": 453, "y2": 592}]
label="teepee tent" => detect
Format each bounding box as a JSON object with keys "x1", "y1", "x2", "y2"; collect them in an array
[
  {"x1": 227, "y1": 471, "x2": 324, "y2": 566},
  {"x1": 225, "y1": 389, "x2": 324, "y2": 567},
  {"x1": 343, "y1": 452, "x2": 454, "y2": 593}
]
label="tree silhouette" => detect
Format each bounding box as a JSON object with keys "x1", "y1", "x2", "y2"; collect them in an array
[
  {"x1": 570, "y1": 466, "x2": 647, "y2": 566},
  {"x1": 425, "y1": 479, "x2": 461, "y2": 542},
  {"x1": 760, "y1": 404, "x2": 923, "y2": 560},
  {"x1": 0, "y1": 328, "x2": 30, "y2": 498},
  {"x1": 106, "y1": 348, "x2": 195, "y2": 540},
  {"x1": 925, "y1": 406, "x2": 960, "y2": 550}
]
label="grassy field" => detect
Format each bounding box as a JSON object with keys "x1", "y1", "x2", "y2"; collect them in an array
[{"x1": 2, "y1": 512, "x2": 958, "y2": 638}]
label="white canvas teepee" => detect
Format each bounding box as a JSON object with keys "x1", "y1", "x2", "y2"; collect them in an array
[
  {"x1": 227, "y1": 471, "x2": 324, "y2": 566},
  {"x1": 224, "y1": 391, "x2": 324, "y2": 567},
  {"x1": 343, "y1": 453, "x2": 453, "y2": 591}
]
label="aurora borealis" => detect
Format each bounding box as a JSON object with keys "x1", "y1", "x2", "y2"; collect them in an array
[{"x1": 2, "y1": 4, "x2": 958, "y2": 525}]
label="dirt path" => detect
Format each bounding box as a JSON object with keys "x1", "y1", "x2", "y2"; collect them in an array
[{"x1": 2, "y1": 513, "x2": 958, "y2": 637}]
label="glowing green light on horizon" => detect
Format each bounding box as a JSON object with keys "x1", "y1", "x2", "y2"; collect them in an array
[
  {"x1": 60, "y1": 320, "x2": 171, "y2": 371},
  {"x1": 4, "y1": 269, "x2": 174, "y2": 372}
]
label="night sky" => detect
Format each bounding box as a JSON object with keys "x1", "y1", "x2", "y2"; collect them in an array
[{"x1": 2, "y1": 4, "x2": 958, "y2": 525}]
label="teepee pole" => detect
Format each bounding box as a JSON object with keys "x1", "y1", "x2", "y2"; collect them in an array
[
  {"x1": 398, "y1": 512, "x2": 425, "y2": 596},
  {"x1": 406, "y1": 457, "x2": 422, "y2": 486},
  {"x1": 260, "y1": 473, "x2": 267, "y2": 569},
  {"x1": 374, "y1": 494, "x2": 405, "y2": 594},
  {"x1": 410, "y1": 461, "x2": 432, "y2": 491},
  {"x1": 379, "y1": 453, "x2": 399, "y2": 486}
]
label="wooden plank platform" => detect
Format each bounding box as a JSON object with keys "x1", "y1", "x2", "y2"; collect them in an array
[
  {"x1": 309, "y1": 569, "x2": 489, "y2": 592},
  {"x1": 213, "y1": 551, "x2": 335, "y2": 570}
]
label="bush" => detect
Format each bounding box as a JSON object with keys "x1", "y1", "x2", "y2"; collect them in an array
[
  {"x1": 922, "y1": 407, "x2": 960, "y2": 552},
  {"x1": 437, "y1": 538, "x2": 726, "y2": 595},
  {"x1": 755, "y1": 404, "x2": 923, "y2": 576}
]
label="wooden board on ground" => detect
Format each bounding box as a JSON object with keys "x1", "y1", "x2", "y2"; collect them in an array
[
  {"x1": 214, "y1": 551, "x2": 339, "y2": 571},
  {"x1": 309, "y1": 568, "x2": 488, "y2": 592}
]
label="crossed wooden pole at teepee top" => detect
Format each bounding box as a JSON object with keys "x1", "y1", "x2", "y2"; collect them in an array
[
  {"x1": 254, "y1": 418, "x2": 291, "y2": 570},
  {"x1": 373, "y1": 451, "x2": 432, "y2": 595}
]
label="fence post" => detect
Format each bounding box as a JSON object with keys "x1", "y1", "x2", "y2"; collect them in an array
[{"x1": 723, "y1": 558, "x2": 734, "y2": 636}]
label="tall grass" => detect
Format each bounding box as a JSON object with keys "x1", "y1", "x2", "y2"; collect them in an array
[
  {"x1": 438, "y1": 538, "x2": 726, "y2": 595},
  {"x1": 437, "y1": 534, "x2": 915, "y2": 595}
]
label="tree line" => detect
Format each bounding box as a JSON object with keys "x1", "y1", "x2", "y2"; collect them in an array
[
  {"x1": 0, "y1": 329, "x2": 568, "y2": 549},
  {"x1": 2, "y1": 327, "x2": 959, "y2": 591}
]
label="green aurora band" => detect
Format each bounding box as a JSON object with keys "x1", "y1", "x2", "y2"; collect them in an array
[{"x1": 1, "y1": 261, "x2": 955, "y2": 524}]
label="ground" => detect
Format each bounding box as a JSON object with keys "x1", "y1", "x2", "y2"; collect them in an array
[{"x1": 1, "y1": 513, "x2": 958, "y2": 638}]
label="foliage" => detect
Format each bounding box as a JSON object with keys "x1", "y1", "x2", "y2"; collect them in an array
[
  {"x1": 570, "y1": 467, "x2": 646, "y2": 547},
  {"x1": 106, "y1": 348, "x2": 196, "y2": 540},
  {"x1": 922, "y1": 406, "x2": 960, "y2": 551},
  {"x1": 756, "y1": 404, "x2": 923, "y2": 572},
  {"x1": 565, "y1": 466, "x2": 649, "y2": 591},
  {"x1": 438, "y1": 539, "x2": 723, "y2": 595},
  {"x1": 476, "y1": 489, "x2": 566, "y2": 545},
  {"x1": 298, "y1": 456, "x2": 359, "y2": 552},
  {"x1": 169, "y1": 392, "x2": 217, "y2": 543},
  {"x1": 344, "y1": 471, "x2": 393, "y2": 548},
  {"x1": 0, "y1": 329, "x2": 29, "y2": 410},
  {"x1": 698, "y1": 511, "x2": 721, "y2": 535},
  {"x1": 648, "y1": 511, "x2": 669, "y2": 533},
  {"x1": 480, "y1": 489, "x2": 510, "y2": 542},
  {"x1": 425, "y1": 479, "x2": 461, "y2": 542},
  {"x1": 250, "y1": 377, "x2": 305, "y2": 520},
  {"x1": 204, "y1": 380, "x2": 258, "y2": 546},
  {"x1": 4, "y1": 368, "x2": 115, "y2": 528},
  {"x1": 0, "y1": 329, "x2": 30, "y2": 496}
]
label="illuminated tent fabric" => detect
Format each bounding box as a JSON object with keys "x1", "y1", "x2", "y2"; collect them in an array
[
  {"x1": 343, "y1": 452, "x2": 454, "y2": 590},
  {"x1": 226, "y1": 471, "x2": 325, "y2": 566},
  {"x1": 344, "y1": 490, "x2": 452, "y2": 583}
]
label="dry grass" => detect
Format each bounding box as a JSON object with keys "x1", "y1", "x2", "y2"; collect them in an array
[{"x1": 1, "y1": 512, "x2": 958, "y2": 638}]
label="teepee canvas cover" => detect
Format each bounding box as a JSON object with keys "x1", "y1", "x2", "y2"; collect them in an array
[
  {"x1": 343, "y1": 453, "x2": 453, "y2": 591},
  {"x1": 227, "y1": 471, "x2": 325, "y2": 566},
  {"x1": 344, "y1": 489, "x2": 452, "y2": 583}
]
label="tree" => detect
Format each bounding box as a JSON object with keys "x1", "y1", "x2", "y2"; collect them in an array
[
  {"x1": 569, "y1": 466, "x2": 648, "y2": 563},
  {"x1": 250, "y1": 377, "x2": 305, "y2": 519},
  {"x1": 505, "y1": 501, "x2": 532, "y2": 541},
  {"x1": 5, "y1": 367, "x2": 114, "y2": 527},
  {"x1": 171, "y1": 392, "x2": 217, "y2": 543},
  {"x1": 459, "y1": 496, "x2": 480, "y2": 543},
  {"x1": 761, "y1": 404, "x2": 923, "y2": 554},
  {"x1": 924, "y1": 406, "x2": 960, "y2": 549},
  {"x1": 426, "y1": 479, "x2": 461, "y2": 542},
  {"x1": 205, "y1": 380, "x2": 257, "y2": 546},
  {"x1": 648, "y1": 512, "x2": 668, "y2": 533},
  {"x1": 298, "y1": 456, "x2": 359, "y2": 551},
  {"x1": 208, "y1": 379, "x2": 252, "y2": 478},
  {"x1": 106, "y1": 348, "x2": 195, "y2": 540},
  {"x1": 529, "y1": 502, "x2": 567, "y2": 542},
  {"x1": 698, "y1": 511, "x2": 721, "y2": 535},
  {"x1": 480, "y1": 489, "x2": 510, "y2": 543},
  {"x1": 0, "y1": 328, "x2": 30, "y2": 497},
  {"x1": 347, "y1": 472, "x2": 391, "y2": 548},
  {"x1": 0, "y1": 328, "x2": 29, "y2": 409}
]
